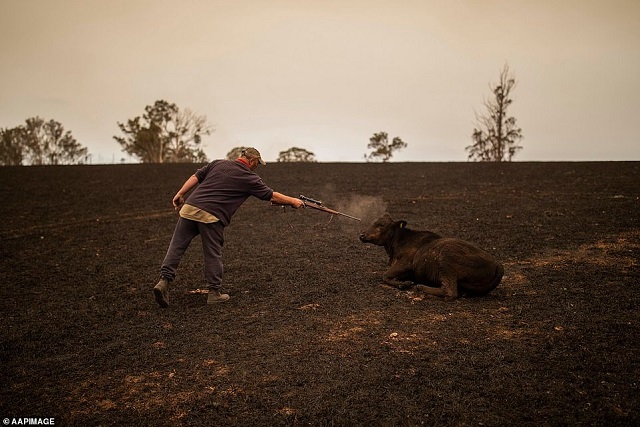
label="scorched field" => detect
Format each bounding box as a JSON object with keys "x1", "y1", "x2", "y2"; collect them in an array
[{"x1": 1, "y1": 161, "x2": 638, "y2": 426}]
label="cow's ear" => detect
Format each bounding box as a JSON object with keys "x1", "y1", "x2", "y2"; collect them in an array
[{"x1": 398, "y1": 220, "x2": 407, "y2": 228}]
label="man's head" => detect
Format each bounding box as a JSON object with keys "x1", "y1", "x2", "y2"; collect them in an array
[{"x1": 241, "y1": 147, "x2": 266, "y2": 170}]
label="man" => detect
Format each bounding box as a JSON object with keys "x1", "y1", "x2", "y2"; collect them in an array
[{"x1": 153, "y1": 147, "x2": 304, "y2": 307}]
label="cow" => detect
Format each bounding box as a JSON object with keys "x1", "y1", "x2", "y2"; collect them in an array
[{"x1": 359, "y1": 214, "x2": 504, "y2": 299}]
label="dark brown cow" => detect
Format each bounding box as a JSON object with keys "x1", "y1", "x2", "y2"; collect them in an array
[{"x1": 359, "y1": 214, "x2": 503, "y2": 299}]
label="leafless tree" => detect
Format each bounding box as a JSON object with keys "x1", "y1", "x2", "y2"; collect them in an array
[{"x1": 466, "y1": 64, "x2": 523, "y2": 162}]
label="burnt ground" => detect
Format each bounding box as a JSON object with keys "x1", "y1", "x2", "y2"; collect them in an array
[{"x1": 1, "y1": 161, "x2": 639, "y2": 426}]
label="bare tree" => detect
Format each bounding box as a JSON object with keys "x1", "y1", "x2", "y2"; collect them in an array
[
  {"x1": 277, "y1": 147, "x2": 317, "y2": 162},
  {"x1": 467, "y1": 64, "x2": 523, "y2": 162},
  {"x1": 115, "y1": 100, "x2": 211, "y2": 163},
  {"x1": 171, "y1": 108, "x2": 210, "y2": 162},
  {"x1": 365, "y1": 131, "x2": 407, "y2": 162}
]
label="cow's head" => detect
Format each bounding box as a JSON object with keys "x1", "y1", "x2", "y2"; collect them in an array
[{"x1": 359, "y1": 213, "x2": 407, "y2": 245}]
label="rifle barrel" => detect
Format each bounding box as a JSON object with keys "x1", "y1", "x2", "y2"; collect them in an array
[
  {"x1": 304, "y1": 201, "x2": 361, "y2": 221},
  {"x1": 335, "y1": 211, "x2": 361, "y2": 221}
]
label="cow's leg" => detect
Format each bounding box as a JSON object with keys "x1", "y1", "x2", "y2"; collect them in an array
[
  {"x1": 415, "y1": 276, "x2": 459, "y2": 300},
  {"x1": 382, "y1": 262, "x2": 415, "y2": 290}
]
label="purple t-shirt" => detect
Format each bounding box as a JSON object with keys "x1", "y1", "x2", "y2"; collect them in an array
[{"x1": 185, "y1": 159, "x2": 274, "y2": 226}]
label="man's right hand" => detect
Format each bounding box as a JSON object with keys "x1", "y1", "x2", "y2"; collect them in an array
[{"x1": 290, "y1": 198, "x2": 305, "y2": 209}]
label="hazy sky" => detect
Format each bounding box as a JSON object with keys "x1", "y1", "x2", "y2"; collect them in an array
[{"x1": 1, "y1": 0, "x2": 639, "y2": 163}]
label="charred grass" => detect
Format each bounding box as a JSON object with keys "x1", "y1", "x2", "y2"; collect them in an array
[{"x1": 1, "y1": 162, "x2": 639, "y2": 426}]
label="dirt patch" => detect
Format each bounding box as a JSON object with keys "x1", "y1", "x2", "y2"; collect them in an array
[{"x1": 1, "y1": 162, "x2": 638, "y2": 425}]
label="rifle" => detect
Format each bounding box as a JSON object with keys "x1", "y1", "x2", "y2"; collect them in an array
[
  {"x1": 299, "y1": 195, "x2": 361, "y2": 221},
  {"x1": 273, "y1": 195, "x2": 361, "y2": 221}
]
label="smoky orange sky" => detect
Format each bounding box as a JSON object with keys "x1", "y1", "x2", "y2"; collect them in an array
[{"x1": 1, "y1": 0, "x2": 639, "y2": 163}]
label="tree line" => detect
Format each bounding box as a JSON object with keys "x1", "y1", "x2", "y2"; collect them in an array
[
  {"x1": 0, "y1": 117, "x2": 89, "y2": 165},
  {"x1": 1, "y1": 64, "x2": 522, "y2": 165}
]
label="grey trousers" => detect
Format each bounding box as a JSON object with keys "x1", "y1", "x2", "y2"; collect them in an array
[{"x1": 160, "y1": 217, "x2": 225, "y2": 290}]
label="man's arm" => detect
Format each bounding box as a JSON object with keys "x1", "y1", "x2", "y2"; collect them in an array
[
  {"x1": 172, "y1": 175, "x2": 199, "y2": 210},
  {"x1": 271, "y1": 192, "x2": 305, "y2": 209}
]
